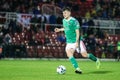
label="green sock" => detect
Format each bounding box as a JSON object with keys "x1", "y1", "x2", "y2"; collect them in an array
[
  {"x1": 69, "y1": 56, "x2": 79, "y2": 69},
  {"x1": 88, "y1": 53, "x2": 97, "y2": 62}
]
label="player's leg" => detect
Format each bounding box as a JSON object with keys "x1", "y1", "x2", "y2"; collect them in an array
[
  {"x1": 77, "y1": 41, "x2": 101, "y2": 69},
  {"x1": 81, "y1": 52, "x2": 100, "y2": 69},
  {"x1": 66, "y1": 43, "x2": 82, "y2": 74}
]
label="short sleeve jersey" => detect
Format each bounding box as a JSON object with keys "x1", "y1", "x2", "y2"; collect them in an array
[{"x1": 63, "y1": 17, "x2": 80, "y2": 43}]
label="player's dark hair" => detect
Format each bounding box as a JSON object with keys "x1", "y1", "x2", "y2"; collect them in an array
[{"x1": 62, "y1": 7, "x2": 71, "y2": 12}]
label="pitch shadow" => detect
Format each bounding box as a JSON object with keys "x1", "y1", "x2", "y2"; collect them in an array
[{"x1": 89, "y1": 70, "x2": 113, "y2": 74}]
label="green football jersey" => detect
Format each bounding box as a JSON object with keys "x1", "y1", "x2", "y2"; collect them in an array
[
  {"x1": 117, "y1": 41, "x2": 120, "y2": 51},
  {"x1": 63, "y1": 17, "x2": 80, "y2": 43}
]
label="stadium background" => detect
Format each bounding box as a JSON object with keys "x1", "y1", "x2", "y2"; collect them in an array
[{"x1": 0, "y1": 0, "x2": 120, "y2": 59}]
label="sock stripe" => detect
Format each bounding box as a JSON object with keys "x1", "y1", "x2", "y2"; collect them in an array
[{"x1": 69, "y1": 56, "x2": 74, "y2": 59}]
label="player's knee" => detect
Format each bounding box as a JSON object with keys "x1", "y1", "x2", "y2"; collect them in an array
[
  {"x1": 66, "y1": 49, "x2": 75, "y2": 57},
  {"x1": 66, "y1": 53, "x2": 73, "y2": 58},
  {"x1": 81, "y1": 52, "x2": 88, "y2": 58}
]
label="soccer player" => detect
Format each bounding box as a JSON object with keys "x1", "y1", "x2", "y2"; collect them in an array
[{"x1": 54, "y1": 7, "x2": 100, "y2": 74}]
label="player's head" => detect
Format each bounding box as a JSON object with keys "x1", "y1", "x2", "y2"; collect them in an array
[{"x1": 62, "y1": 7, "x2": 71, "y2": 19}]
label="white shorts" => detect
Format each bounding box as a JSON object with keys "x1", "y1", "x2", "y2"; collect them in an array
[{"x1": 65, "y1": 41, "x2": 87, "y2": 53}]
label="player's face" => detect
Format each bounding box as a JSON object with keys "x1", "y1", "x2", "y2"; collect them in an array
[{"x1": 63, "y1": 10, "x2": 71, "y2": 19}]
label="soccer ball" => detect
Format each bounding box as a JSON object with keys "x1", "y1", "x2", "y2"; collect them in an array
[{"x1": 56, "y1": 65, "x2": 66, "y2": 74}]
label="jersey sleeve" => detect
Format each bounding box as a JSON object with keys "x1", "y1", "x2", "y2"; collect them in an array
[
  {"x1": 74, "y1": 20, "x2": 80, "y2": 29},
  {"x1": 62, "y1": 19, "x2": 65, "y2": 28}
]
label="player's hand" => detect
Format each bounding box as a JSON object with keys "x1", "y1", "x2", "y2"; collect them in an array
[{"x1": 54, "y1": 28, "x2": 60, "y2": 32}]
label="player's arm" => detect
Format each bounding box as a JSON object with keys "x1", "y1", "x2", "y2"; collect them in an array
[
  {"x1": 54, "y1": 28, "x2": 64, "y2": 32},
  {"x1": 74, "y1": 19, "x2": 80, "y2": 48},
  {"x1": 75, "y1": 29, "x2": 80, "y2": 48}
]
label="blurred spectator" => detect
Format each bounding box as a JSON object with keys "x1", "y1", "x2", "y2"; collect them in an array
[
  {"x1": 56, "y1": 16, "x2": 63, "y2": 24},
  {"x1": 91, "y1": 8, "x2": 97, "y2": 19},
  {"x1": 87, "y1": 19, "x2": 95, "y2": 26},
  {"x1": 64, "y1": 1, "x2": 72, "y2": 7},
  {"x1": 82, "y1": 19, "x2": 89, "y2": 35},
  {"x1": 117, "y1": 41, "x2": 120, "y2": 61},
  {"x1": 0, "y1": 45, "x2": 2, "y2": 59},
  {"x1": 72, "y1": 3, "x2": 79, "y2": 12},
  {"x1": 8, "y1": 19, "x2": 17, "y2": 34},
  {"x1": 101, "y1": 8, "x2": 108, "y2": 19},
  {"x1": 30, "y1": 15, "x2": 39, "y2": 23},
  {"x1": 86, "y1": 34, "x2": 96, "y2": 55},
  {"x1": 2, "y1": 1, "x2": 10, "y2": 12},
  {"x1": 28, "y1": 35, "x2": 38, "y2": 46},
  {"x1": 49, "y1": 14, "x2": 57, "y2": 31},
  {"x1": 33, "y1": 6, "x2": 41, "y2": 15},
  {"x1": 40, "y1": 14, "x2": 47, "y2": 24},
  {"x1": 95, "y1": 28, "x2": 105, "y2": 39},
  {"x1": 75, "y1": 15, "x2": 82, "y2": 27},
  {"x1": 95, "y1": 3, "x2": 101, "y2": 12},
  {"x1": 44, "y1": 35, "x2": 50, "y2": 45},
  {"x1": 16, "y1": 22, "x2": 23, "y2": 33},
  {"x1": 2, "y1": 25, "x2": 9, "y2": 35},
  {"x1": 0, "y1": 26, "x2": 3, "y2": 44},
  {"x1": 56, "y1": 32, "x2": 66, "y2": 44},
  {"x1": 49, "y1": 14, "x2": 57, "y2": 24},
  {"x1": 114, "y1": 6, "x2": 120, "y2": 18},
  {"x1": 9, "y1": 20, "x2": 22, "y2": 34},
  {"x1": 3, "y1": 33, "x2": 12, "y2": 45},
  {"x1": 85, "y1": 10, "x2": 91, "y2": 20},
  {"x1": 0, "y1": 0, "x2": 119, "y2": 20},
  {"x1": 107, "y1": 41, "x2": 114, "y2": 58},
  {"x1": 99, "y1": 0, "x2": 105, "y2": 7},
  {"x1": 57, "y1": 0, "x2": 65, "y2": 8},
  {"x1": 0, "y1": 35, "x2": 3, "y2": 45},
  {"x1": 102, "y1": 31, "x2": 109, "y2": 57},
  {"x1": 110, "y1": 0, "x2": 119, "y2": 8},
  {"x1": 87, "y1": 27, "x2": 94, "y2": 37},
  {"x1": 38, "y1": 14, "x2": 47, "y2": 30},
  {"x1": 107, "y1": 4, "x2": 113, "y2": 19}
]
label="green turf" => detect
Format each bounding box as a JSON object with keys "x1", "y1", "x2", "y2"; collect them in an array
[{"x1": 0, "y1": 59, "x2": 120, "y2": 80}]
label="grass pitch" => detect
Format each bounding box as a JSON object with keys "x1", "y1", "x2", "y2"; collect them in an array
[{"x1": 0, "y1": 59, "x2": 120, "y2": 80}]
